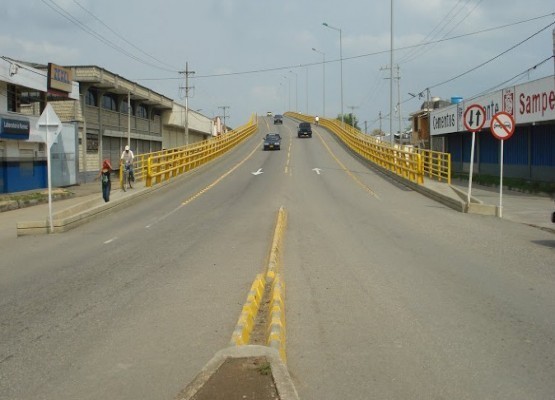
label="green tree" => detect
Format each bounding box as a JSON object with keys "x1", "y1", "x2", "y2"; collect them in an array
[{"x1": 337, "y1": 113, "x2": 359, "y2": 129}]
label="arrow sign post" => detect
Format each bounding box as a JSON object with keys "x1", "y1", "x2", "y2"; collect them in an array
[
  {"x1": 463, "y1": 104, "x2": 487, "y2": 207},
  {"x1": 490, "y1": 111, "x2": 515, "y2": 218},
  {"x1": 37, "y1": 104, "x2": 63, "y2": 233}
]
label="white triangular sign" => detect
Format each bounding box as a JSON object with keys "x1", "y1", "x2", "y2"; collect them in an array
[{"x1": 37, "y1": 104, "x2": 63, "y2": 148}]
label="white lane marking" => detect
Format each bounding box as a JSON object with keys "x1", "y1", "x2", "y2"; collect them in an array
[{"x1": 104, "y1": 237, "x2": 118, "y2": 244}]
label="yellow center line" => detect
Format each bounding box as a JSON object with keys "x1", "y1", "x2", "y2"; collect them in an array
[
  {"x1": 182, "y1": 140, "x2": 260, "y2": 206},
  {"x1": 145, "y1": 139, "x2": 260, "y2": 228},
  {"x1": 316, "y1": 130, "x2": 380, "y2": 200}
]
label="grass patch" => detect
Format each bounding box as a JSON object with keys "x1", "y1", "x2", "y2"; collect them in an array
[
  {"x1": 453, "y1": 173, "x2": 555, "y2": 196},
  {"x1": 257, "y1": 362, "x2": 272, "y2": 376}
]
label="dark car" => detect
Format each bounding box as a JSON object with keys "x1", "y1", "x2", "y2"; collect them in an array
[
  {"x1": 273, "y1": 114, "x2": 283, "y2": 124},
  {"x1": 297, "y1": 122, "x2": 312, "y2": 138},
  {"x1": 263, "y1": 133, "x2": 281, "y2": 150}
]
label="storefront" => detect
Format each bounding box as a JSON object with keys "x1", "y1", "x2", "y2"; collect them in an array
[{"x1": 429, "y1": 75, "x2": 555, "y2": 183}]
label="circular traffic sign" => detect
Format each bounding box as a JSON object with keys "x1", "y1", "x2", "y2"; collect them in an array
[
  {"x1": 463, "y1": 104, "x2": 487, "y2": 132},
  {"x1": 490, "y1": 111, "x2": 515, "y2": 140}
]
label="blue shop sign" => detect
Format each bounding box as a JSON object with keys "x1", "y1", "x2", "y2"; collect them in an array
[{"x1": 0, "y1": 117, "x2": 30, "y2": 140}]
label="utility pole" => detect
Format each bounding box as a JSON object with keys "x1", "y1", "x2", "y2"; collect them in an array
[
  {"x1": 364, "y1": 120, "x2": 368, "y2": 134},
  {"x1": 179, "y1": 62, "x2": 195, "y2": 145},
  {"x1": 219, "y1": 106, "x2": 230, "y2": 133},
  {"x1": 127, "y1": 91, "x2": 131, "y2": 147},
  {"x1": 379, "y1": 111, "x2": 383, "y2": 136},
  {"x1": 395, "y1": 65, "x2": 402, "y2": 143}
]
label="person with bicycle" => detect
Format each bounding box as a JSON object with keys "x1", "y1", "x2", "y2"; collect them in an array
[{"x1": 120, "y1": 145, "x2": 134, "y2": 188}]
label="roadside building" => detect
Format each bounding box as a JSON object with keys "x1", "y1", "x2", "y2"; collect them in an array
[
  {"x1": 1, "y1": 57, "x2": 215, "y2": 192},
  {"x1": 411, "y1": 75, "x2": 555, "y2": 183},
  {"x1": 0, "y1": 57, "x2": 79, "y2": 193}
]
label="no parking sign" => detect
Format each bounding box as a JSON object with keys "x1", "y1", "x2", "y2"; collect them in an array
[
  {"x1": 490, "y1": 111, "x2": 515, "y2": 140},
  {"x1": 490, "y1": 111, "x2": 516, "y2": 218}
]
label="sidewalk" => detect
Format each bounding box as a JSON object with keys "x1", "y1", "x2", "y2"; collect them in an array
[
  {"x1": 449, "y1": 178, "x2": 555, "y2": 233},
  {"x1": 0, "y1": 180, "x2": 147, "y2": 240}
]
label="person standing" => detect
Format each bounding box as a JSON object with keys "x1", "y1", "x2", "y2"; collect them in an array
[{"x1": 97, "y1": 159, "x2": 112, "y2": 202}]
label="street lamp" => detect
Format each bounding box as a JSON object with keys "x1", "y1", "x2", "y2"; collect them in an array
[
  {"x1": 289, "y1": 70, "x2": 298, "y2": 112},
  {"x1": 322, "y1": 22, "x2": 344, "y2": 124},
  {"x1": 312, "y1": 47, "x2": 326, "y2": 117}
]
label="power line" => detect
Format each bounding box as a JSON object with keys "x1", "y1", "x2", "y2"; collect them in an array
[
  {"x1": 399, "y1": 0, "x2": 484, "y2": 64},
  {"x1": 70, "y1": 0, "x2": 180, "y2": 71},
  {"x1": 40, "y1": 0, "x2": 179, "y2": 73},
  {"x1": 427, "y1": 21, "x2": 555, "y2": 91},
  {"x1": 133, "y1": 12, "x2": 554, "y2": 82}
]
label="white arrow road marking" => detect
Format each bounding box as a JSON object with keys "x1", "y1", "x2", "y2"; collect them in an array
[
  {"x1": 312, "y1": 168, "x2": 322, "y2": 175},
  {"x1": 252, "y1": 168, "x2": 264, "y2": 176}
]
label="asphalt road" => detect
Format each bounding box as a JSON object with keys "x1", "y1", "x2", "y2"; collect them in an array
[{"x1": 1, "y1": 116, "x2": 554, "y2": 399}]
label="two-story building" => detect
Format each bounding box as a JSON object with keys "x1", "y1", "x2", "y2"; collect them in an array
[{"x1": 0, "y1": 57, "x2": 214, "y2": 192}]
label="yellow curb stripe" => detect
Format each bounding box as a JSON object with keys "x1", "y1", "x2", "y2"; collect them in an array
[
  {"x1": 267, "y1": 274, "x2": 287, "y2": 362},
  {"x1": 266, "y1": 206, "x2": 287, "y2": 283},
  {"x1": 229, "y1": 273, "x2": 265, "y2": 346}
]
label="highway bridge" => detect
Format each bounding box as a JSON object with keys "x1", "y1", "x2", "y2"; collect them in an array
[{"x1": 1, "y1": 115, "x2": 554, "y2": 399}]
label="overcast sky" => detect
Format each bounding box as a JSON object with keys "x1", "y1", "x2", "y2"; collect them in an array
[{"x1": 1, "y1": 1, "x2": 554, "y2": 132}]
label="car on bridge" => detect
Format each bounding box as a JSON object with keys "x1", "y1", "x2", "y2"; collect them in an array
[
  {"x1": 297, "y1": 122, "x2": 312, "y2": 138},
  {"x1": 273, "y1": 114, "x2": 283, "y2": 124},
  {"x1": 263, "y1": 133, "x2": 281, "y2": 151}
]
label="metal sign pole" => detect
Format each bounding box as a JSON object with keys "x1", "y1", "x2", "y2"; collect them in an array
[
  {"x1": 46, "y1": 120, "x2": 53, "y2": 233},
  {"x1": 499, "y1": 140, "x2": 504, "y2": 218},
  {"x1": 467, "y1": 131, "x2": 476, "y2": 206}
]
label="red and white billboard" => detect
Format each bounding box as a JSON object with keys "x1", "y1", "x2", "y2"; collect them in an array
[{"x1": 515, "y1": 76, "x2": 555, "y2": 124}]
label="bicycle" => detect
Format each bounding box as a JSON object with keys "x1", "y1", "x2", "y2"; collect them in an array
[{"x1": 121, "y1": 163, "x2": 133, "y2": 191}]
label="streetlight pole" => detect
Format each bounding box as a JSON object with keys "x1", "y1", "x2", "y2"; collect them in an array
[
  {"x1": 289, "y1": 70, "x2": 298, "y2": 112},
  {"x1": 312, "y1": 47, "x2": 326, "y2": 117},
  {"x1": 322, "y1": 22, "x2": 343, "y2": 124},
  {"x1": 389, "y1": 1, "x2": 394, "y2": 145}
]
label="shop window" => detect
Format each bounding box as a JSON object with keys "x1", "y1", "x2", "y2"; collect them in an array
[
  {"x1": 86, "y1": 134, "x2": 99, "y2": 153},
  {"x1": 101, "y1": 94, "x2": 117, "y2": 111},
  {"x1": 7, "y1": 84, "x2": 20, "y2": 112},
  {"x1": 85, "y1": 89, "x2": 97, "y2": 106},
  {"x1": 136, "y1": 104, "x2": 148, "y2": 119}
]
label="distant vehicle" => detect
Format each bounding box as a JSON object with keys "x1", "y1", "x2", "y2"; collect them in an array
[
  {"x1": 263, "y1": 133, "x2": 281, "y2": 150},
  {"x1": 273, "y1": 114, "x2": 283, "y2": 124},
  {"x1": 297, "y1": 122, "x2": 312, "y2": 138},
  {"x1": 267, "y1": 111, "x2": 273, "y2": 117}
]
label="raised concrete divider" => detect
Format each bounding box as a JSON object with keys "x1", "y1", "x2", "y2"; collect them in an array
[
  {"x1": 175, "y1": 345, "x2": 299, "y2": 400},
  {"x1": 16, "y1": 182, "x2": 161, "y2": 236}
]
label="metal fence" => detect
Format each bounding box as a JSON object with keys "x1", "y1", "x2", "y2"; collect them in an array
[
  {"x1": 119, "y1": 114, "x2": 258, "y2": 187},
  {"x1": 286, "y1": 112, "x2": 428, "y2": 184}
]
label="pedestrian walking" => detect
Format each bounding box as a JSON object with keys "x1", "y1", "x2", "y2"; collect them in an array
[{"x1": 97, "y1": 159, "x2": 113, "y2": 202}]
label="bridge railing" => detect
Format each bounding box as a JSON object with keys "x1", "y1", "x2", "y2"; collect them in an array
[
  {"x1": 120, "y1": 114, "x2": 258, "y2": 188},
  {"x1": 286, "y1": 112, "x2": 425, "y2": 185}
]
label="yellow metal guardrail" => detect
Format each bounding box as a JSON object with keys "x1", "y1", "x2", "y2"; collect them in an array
[
  {"x1": 286, "y1": 112, "x2": 425, "y2": 184},
  {"x1": 119, "y1": 114, "x2": 258, "y2": 188},
  {"x1": 415, "y1": 148, "x2": 451, "y2": 184}
]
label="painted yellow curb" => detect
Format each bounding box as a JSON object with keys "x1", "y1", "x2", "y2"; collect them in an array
[{"x1": 229, "y1": 273, "x2": 265, "y2": 346}]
